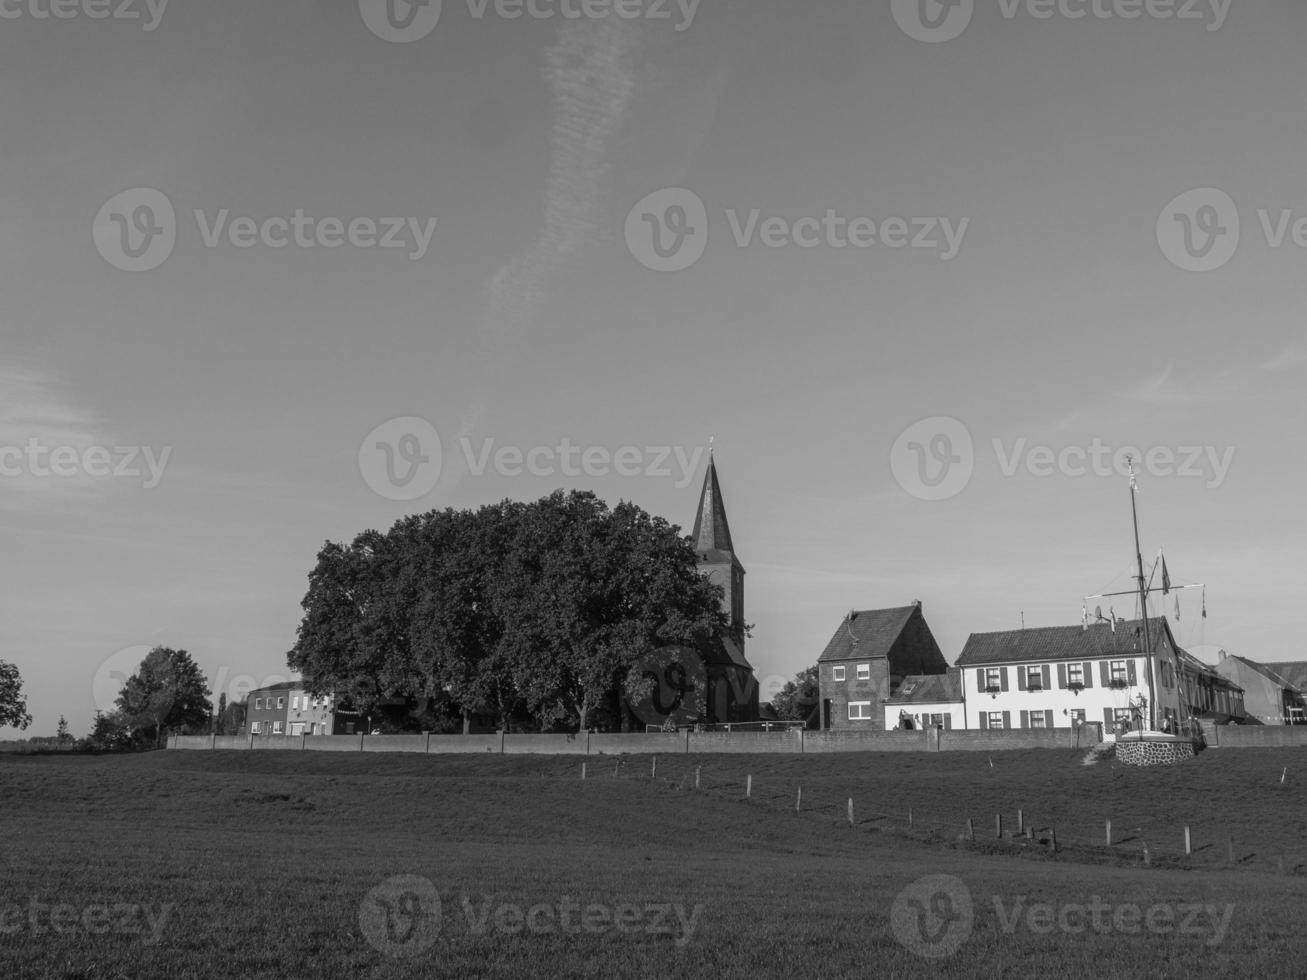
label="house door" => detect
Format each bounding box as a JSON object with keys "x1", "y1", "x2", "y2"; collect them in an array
[{"x1": 822, "y1": 699, "x2": 832, "y2": 730}]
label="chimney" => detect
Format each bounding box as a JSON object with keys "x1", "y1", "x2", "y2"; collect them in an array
[{"x1": 1219, "y1": 649, "x2": 1227, "y2": 661}]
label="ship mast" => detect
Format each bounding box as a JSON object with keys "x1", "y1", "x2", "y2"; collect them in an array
[{"x1": 1128, "y1": 457, "x2": 1157, "y2": 732}]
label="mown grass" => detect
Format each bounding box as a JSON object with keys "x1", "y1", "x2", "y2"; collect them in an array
[{"x1": 1, "y1": 749, "x2": 1304, "y2": 979}]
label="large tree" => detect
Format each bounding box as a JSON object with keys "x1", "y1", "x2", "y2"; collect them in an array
[
  {"x1": 288, "y1": 491, "x2": 730, "y2": 733},
  {"x1": 115, "y1": 647, "x2": 213, "y2": 748},
  {"x1": 0, "y1": 661, "x2": 32, "y2": 731},
  {"x1": 770, "y1": 665, "x2": 820, "y2": 724}
]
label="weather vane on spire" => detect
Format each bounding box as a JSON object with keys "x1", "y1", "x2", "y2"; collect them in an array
[{"x1": 708, "y1": 435, "x2": 714, "y2": 458}]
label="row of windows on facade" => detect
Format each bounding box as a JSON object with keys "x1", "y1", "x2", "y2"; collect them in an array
[
  {"x1": 248, "y1": 720, "x2": 340, "y2": 735},
  {"x1": 974, "y1": 660, "x2": 1144, "y2": 692},
  {"x1": 251, "y1": 694, "x2": 332, "y2": 711}
]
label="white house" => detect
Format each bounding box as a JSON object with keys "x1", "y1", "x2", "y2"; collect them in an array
[{"x1": 956, "y1": 617, "x2": 1188, "y2": 733}]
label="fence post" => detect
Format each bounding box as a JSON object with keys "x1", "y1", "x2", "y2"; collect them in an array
[
  {"x1": 581, "y1": 762, "x2": 587, "y2": 780},
  {"x1": 248, "y1": 733, "x2": 254, "y2": 751},
  {"x1": 1184, "y1": 825, "x2": 1192, "y2": 855},
  {"x1": 966, "y1": 818, "x2": 974, "y2": 841},
  {"x1": 210, "y1": 733, "x2": 216, "y2": 750},
  {"x1": 301, "y1": 732, "x2": 307, "y2": 751},
  {"x1": 1017, "y1": 809, "x2": 1023, "y2": 835},
  {"x1": 1106, "y1": 819, "x2": 1112, "y2": 847},
  {"x1": 652, "y1": 756, "x2": 657, "y2": 780},
  {"x1": 908, "y1": 807, "x2": 913, "y2": 828},
  {"x1": 848, "y1": 798, "x2": 855, "y2": 826},
  {"x1": 799, "y1": 729, "x2": 805, "y2": 754},
  {"x1": 359, "y1": 732, "x2": 365, "y2": 751},
  {"x1": 796, "y1": 786, "x2": 802, "y2": 813},
  {"x1": 1048, "y1": 827, "x2": 1057, "y2": 853},
  {"x1": 746, "y1": 774, "x2": 752, "y2": 799},
  {"x1": 695, "y1": 766, "x2": 701, "y2": 790},
  {"x1": 996, "y1": 814, "x2": 1003, "y2": 839},
  {"x1": 1142, "y1": 841, "x2": 1150, "y2": 867}
]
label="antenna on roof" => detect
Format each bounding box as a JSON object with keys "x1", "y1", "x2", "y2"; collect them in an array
[{"x1": 1020, "y1": 611, "x2": 1025, "y2": 630}]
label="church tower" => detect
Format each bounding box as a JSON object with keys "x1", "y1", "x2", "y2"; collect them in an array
[{"x1": 691, "y1": 453, "x2": 746, "y2": 645}]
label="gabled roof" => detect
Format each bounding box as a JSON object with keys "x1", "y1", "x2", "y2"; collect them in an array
[
  {"x1": 957, "y1": 617, "x2": 1173, "y2": 667},
  {"x1": 1175, "y1": 649, "x2": 1242, "y2": 691},
  {"x1": 818, "y1": 605, "x2": 920, "y2": 663},
  {"x1": 1225, "y1": 656, "x2": 1302, "y2": 694},
  {"x1": 885, "y1": 670, "x2": 962, "y2": 704},
  {"x1": 691, "y1": 456, "x2": 737, "y2": 564},
  {"x1": 1258, "y1": 661, "x2": 1307, "y2": 691},
  {"x1": 248, "y1": 681, "x2": 300, "y2": 696}
]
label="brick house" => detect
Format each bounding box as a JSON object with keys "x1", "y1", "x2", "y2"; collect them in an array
[
  {"x1": 816, "y1": 602, "x2": 950, "y2": 731},
  {"x1": 245, "y1": 681, "x2": 295, "y2": 736},
  {"x1": 244, "y1": 681, "x2": 358, "y2": 736}
]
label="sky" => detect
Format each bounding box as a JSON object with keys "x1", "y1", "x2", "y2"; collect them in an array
[{"x1": 4, "y1": 0, "x2": 1307, "y2": 735}]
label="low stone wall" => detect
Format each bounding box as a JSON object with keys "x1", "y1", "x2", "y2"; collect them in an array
[
  {"x1": 1207, "y1": 725, "x2": 1307, "y2": 748},
  {"x1": 1116, "y1": 738, "x2": 1197, "y2": 766}
]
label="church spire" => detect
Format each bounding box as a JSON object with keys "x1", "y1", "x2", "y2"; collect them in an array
[{"x1": 691, "y1": 453, "x2": 735, "y2": 558}]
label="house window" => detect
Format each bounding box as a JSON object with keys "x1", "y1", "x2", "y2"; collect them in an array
[
  {"x1": 250, "y1": 721, "x2": 261, "y2": 734},
  {"x1": 924, "y1": 713, "x2": 946, "y2": 727},
  {"x1": 292, "y1": 696, "x2": 300, "y2": 710},
  {"x1": 277, "y1": 697, "x2": 286, "y2": 709},
  {"x1": 987, "y1": 712, "x2": 1005, "y2": 729},
  {"x1": 848, "y1": 701, "x2": 873, "y2": 720},
  {"x1": 833, "y1": 666, "x2": 846, "y2": 681},
  {"x1": 254, "y1": 698, "x2": 263, "y2": 710},
  {"x1": 1029, "y1": 712, "x2": 1047, "y2": 729},
  {"x1": 1069, "y1": 709, "x2": 1085, "y2": 726},
  {"x1": 856, "y1": 663, "x2": 870, "y2": 681},
  {"x1": 1113, "y1": 708, "x2": 1133, "y2": 730},
  {"x1": 273, "y1": 721, "x2": 284, "y2": 735},
  {"x1": 1109, "y1": 662, "x2": 1128, "y2": 687},
  {"x1": 1067, "y1": 663, "x2": 1084, "y2": 686},
  {"x1": 290, "y1": 722, "x2": 305, "y2": 736},
  {"x1": 1025, "y1": 666, "x2": 1043, "y2": 691},
  {"x1": 984, "y1": 668, "x2": 1002, "y2": 691}
]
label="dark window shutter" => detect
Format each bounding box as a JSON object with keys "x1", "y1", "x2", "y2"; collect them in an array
[
  {"x1": 976, "y1": 668, "x2": 985, "y2": 690},
  {"x1": 1057, "y1": 663, "x2": 1067, "y2": 689},
  {"x1": 1099, "y1": 661, "x2": 1109, "y2": 687},
  {"x1": 1017, "y1": 668, "x2": 1027, "y2": 691},
  {"x1": 1002, "y1": 711, "x2": 1011, "y2": 729},
  {"x1": 1083, "y1": 662, "x2": 1093, "y2": 688},
  {"x1": 944, "y1": 715, "x2": 953, "y2": 731},
  {"x1": 1020, "y1": 710, "x2": 1029, "y2": 729},
  {"x1": 1042, "y1": 665, "x2": 1051, "y2": 689},
  {"x1": 1128, "y1": 660, "x2": 1138, "y2": 685},
  {"x1": 1104, "y1": 708, "x2": 1114, "y2": 726},
  {"x1": 979, "y1": 713, "x2": 989, "y2": 730},
  {"x1": 1000, "y1": 667, "x2": 1009, "y2": 692},
  {"x1": 1045, "y1": 709, "x2": 1054, "y2": 728}
]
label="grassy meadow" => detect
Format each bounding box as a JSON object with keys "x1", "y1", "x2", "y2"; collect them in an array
[{"x1": 1, "y1": 747, "x2": 1305, "y2": 978}]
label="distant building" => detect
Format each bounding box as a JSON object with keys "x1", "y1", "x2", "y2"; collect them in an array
[
  {"x1": 243, "y1": 681, "x2": 358, "y2": 736},
  {"x1": 816, "y1": 602, "x2": 951, "y2": 731},
  {"x1": 1212, "y1": 654, "x2": 1305, "y2": 725}
]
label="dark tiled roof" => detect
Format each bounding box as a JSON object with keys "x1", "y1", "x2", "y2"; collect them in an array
[
  {"x1": 817, "y1": 606, "x2": 919, "y2": 663},
  {"x1": 248, "y1": 681, "x2": 301, "y2": 695},
  {"x1": 1259, "y1": 661, "x2": 1307, "y2": 690},
  {"x1": 956, "y1": 618, "x2": 1172, "y2": 667},
  {"x1": 1229, "y1": 656, "x2": 1302, "y2": 693},
  {"x1": 691, "y1": 457, "x2": 736, "y2": 562},
  {"x1": 1176, "y1": 649, "x2": 1242, "y2": 690},
  {"x1": 885, "y1": 671, "x2": 962, "y2": 704}
]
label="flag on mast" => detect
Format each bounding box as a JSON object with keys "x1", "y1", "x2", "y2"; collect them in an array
[{"x1": 1161, "y1": 553, "x2": 1171, "y2": 596}]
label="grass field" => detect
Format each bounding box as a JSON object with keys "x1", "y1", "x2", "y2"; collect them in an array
[{"x1": 2, "y1": 747, "x2": 1306, "y2": 979}]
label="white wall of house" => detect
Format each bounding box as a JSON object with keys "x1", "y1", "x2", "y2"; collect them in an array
[
  {"x1": 287, "y1": 689, "x2": 338, "y2": 736},
  {"x1": 883, "y1": 702, "x2": 964, "y2": 730},
  {"x1": 962, "y1": 655, "x2": 1184, "y2": 730}
]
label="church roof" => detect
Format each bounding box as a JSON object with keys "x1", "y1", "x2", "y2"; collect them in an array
[{"x1": 691, "y1": 456, "x2": 737, "y2": 563}]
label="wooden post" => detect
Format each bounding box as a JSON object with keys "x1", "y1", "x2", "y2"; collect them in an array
[
  {"x1": 996, "y1": 814, "x2": 1003, "y2": 839},
  {"x1": 1142, "y1": 841, "x2": 1150, "y2": 867},
  {"x1": 966, "y1": 818, "x2": 974, "y2": 841},
  {"x1": 1025, "y1": 825, "x2": 1033, "y2": 841},
  {"x1": 652, "y1": 756, "x2": 657, "y2": 780},
  {"x1": 1017, "y1": 809, "x2": 1024, "y2": 835},
  {"x1": 908, "y1": 807, "x2": 913, "y2": 828},
  {"x1": 695, "y1": 766, "x2": 701, "y2": 790},
  {"x1": 746, "y1": 774, "x2": 752, "y2": 799},
  {"x1": 1184, "y1": 825, "x2": 1191, "y2": 855},
  {"x1": 614, "y1": 759, "x2": 620, "y2": 777},
  {"x1": 796, "y1": 786, "x2": 802, "y2": 812},
  {"x1": 581, "y1": 762, "x2": 586, "y2": 780},
  {"x1": 848, "y1": 798, "x2": 855, "y2": 827},
  {"x1": 1227, "y1": 837, "x2": 1234, "y2": 865},
  {"x1": 1106, "y1": 819, "x2": 1112, "y2": 847},
  {"x1": 1048, "y1": 827, "x2": 1057, "y2": 853}
]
